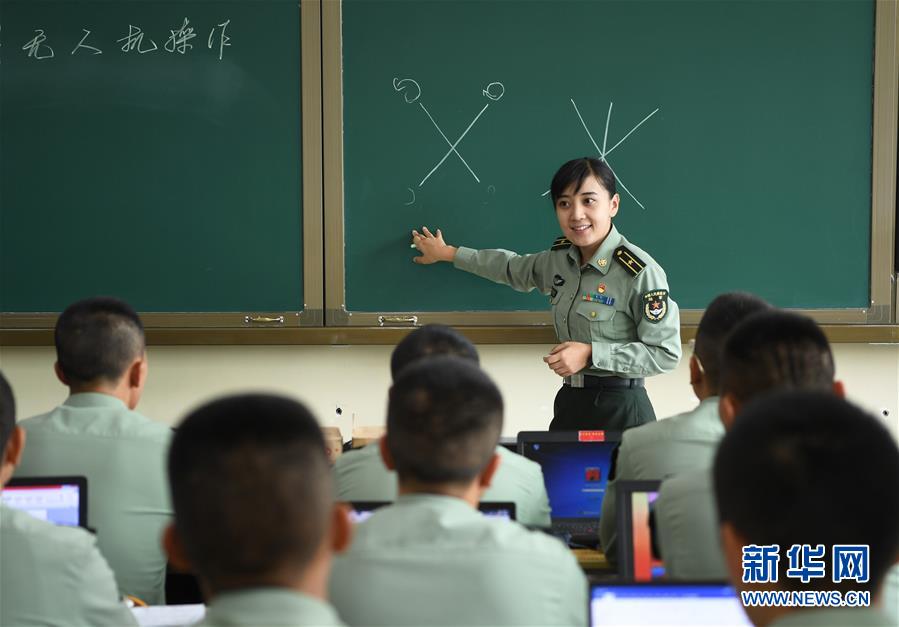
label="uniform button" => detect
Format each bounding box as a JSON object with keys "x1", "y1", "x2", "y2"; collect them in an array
[
  {"x1": 562, "y1": 317, "x2": 566, "y2": 323},
  {"x1": 590, "y1": 311, "x2": 597, "y2": 318}
]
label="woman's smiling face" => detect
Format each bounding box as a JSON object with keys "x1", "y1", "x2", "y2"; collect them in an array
[{"x1": 554, "y1": 174, "x2": 619, "y2": 261}]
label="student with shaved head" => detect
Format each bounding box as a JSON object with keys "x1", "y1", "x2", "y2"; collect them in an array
[{"x1": 16, "y1": 297, "x2": 172, "y2": 604}]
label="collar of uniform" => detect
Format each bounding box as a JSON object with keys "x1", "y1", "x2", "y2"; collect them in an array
[
  {"x1": 394, "y1": 493, "x2": 481, "y2": 517},
  {"x1": 62, "y1": 392, "x2": 128, "y2": 410},
  {"x1": 579, "y1": 224, "x2": 623, "y2": 274},
  {"x1": 205, "y1": 587, "x2": 343, "y2": 626}
]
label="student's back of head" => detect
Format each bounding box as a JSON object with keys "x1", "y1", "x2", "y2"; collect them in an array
[
  {"x1": 166, "y1": 394, "x2": 347, "y2": 596},
  {"x1": 714, "y1": 391, "x2": 899, "y2": 616},
  {"x1": 386, "y1": 356, "x2": 502, "y2": 489},
  {"x1": 719, "y1": 310, "x2": 841, "y2": 426},
  {"x1": 691, "y1": 292, "x2": 770, "y2": 397},
  {"x1": 55, "y1": 296, "x2": 145, "y2": 386},
  {"x1": 390, "y1": 324, "x2": 479, "y2": 380},
  {"x1": 0, "y1": 370, "x2": 20, "y2": 484}
]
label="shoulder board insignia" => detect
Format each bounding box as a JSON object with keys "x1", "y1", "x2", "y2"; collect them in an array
[
  {"x1": 551, "y1": 236, "x2": 572, "y2": 251},
  {"x1": 614, "y1": 246, "x2": 646, "y2": 277}
]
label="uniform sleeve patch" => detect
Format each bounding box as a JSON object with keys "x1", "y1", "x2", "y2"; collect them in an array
[
  {"x1": 614, "y1": 246, "x2": 646, "y2": 276},
  {"x1": 551, "y1": 236, "x2": 572, "y2": 251},
  {"x1": 643, "y1": 289, "x2": 669, "y2": 323}
]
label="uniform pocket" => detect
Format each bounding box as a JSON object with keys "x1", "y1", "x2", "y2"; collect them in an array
[{"x1": 576, "y1": 301, "x2": 629, "y2": 341}]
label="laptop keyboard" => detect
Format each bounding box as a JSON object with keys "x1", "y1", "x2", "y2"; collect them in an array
[{"x1": 552, "y1": 519, "x2": 599, "y2": 539}]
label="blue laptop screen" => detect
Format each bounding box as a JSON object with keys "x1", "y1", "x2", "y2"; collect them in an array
[
  {"x1": 521, "y1": 441, "x2": 615, "y2": 519},
  {"x1": 2, "y1": 482, "x2": 83, "y2": 527},
  {"x1": 590, "y1": 584, "x2": 750, "y2": 626}
]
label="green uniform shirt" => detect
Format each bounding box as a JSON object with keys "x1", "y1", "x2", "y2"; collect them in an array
[
  {"x1": 883, "y1": 565, "x2": 899, "y2": 624},
  {"x1": 453, "y1": 224, "x2": 681, "y2": 378},
  {"x1": 770, "y1": 608, "x2": 895, "y2": 627},
  {"x1": 654, "y1": 467, "x2": 726, "y2": 580},
  {"x1": 16, "y1": 393, "x2": 173, "y2": 605},
  {"x1": 0, "y1": 503, "x2": 138, "y2": 627},
  {"x1": 329, "y1": 494, "x2": 587, "y2": 626},
  {"x1": 599, "y1": 396, "x2": 723, "y2": 563},
  {"x1": 197, "y1": 588, "x2": 345, "y2": 627},
  {"x1": 333, "y1": 443, "x2": 552, "y2": 528}
]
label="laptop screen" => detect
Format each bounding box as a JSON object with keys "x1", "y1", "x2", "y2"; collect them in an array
[
  {"x1": 518, "y1": 432, "x2": 619, "y2": 521},
  {"x1": 616, "y1": 480, "x2": 664, "y2": 581},
  {"x1": 2, "y1": 476, "x2": 87, "y2": 528},
  {"x1": 589, "y1": 583, "x2": 750, "y2": 626}
]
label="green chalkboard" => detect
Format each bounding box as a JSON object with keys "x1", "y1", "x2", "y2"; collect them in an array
[
  {"x1": 0, "y1": 0, "x2": 303, "y2": 313},
  {"x1": 342, "y1": 0, "x2": 874, "y2": 313}
]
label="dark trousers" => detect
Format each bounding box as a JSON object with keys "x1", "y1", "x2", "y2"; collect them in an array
[{"x1": 549, "y1": 384, "x2": 657, "y2": 432}]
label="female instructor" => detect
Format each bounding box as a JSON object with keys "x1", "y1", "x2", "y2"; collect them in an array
[{"x1": 411, "y1": 157, "x2": 681, "y2": 431}]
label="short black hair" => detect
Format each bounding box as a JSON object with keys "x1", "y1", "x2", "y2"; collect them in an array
[
  {"x1": 168, "y1": 394, "x2": 331, "y2": 591},
  {"x1": 0, "y1": 371, "x2": 16, "y2": 454},
  {"x1": 719, "y1": 310, "x2": 834, "y2": 404},
  {"x1": 54, "y1": 297, "x2": 145, "y2": 385},
  {"x1": 693, "y1": 292, "x2": 771, "y2": 392},
  {"x1": 714, "y1": 391, "x2": 899, "y2": 593},
  {"x1": 387, "y1": 356, "x2": 503, "y2": 486},
  {"x1": 390, "y1": 324, "x2": 479, "y2": 380},
  {"x1": 550, "y1": 157, "x2": 617, "y2": 205}
]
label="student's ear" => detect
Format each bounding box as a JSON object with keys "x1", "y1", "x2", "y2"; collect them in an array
[
  {"x1": 330, "y1": 504, "x2": 353, "y2": 554},
  {"x1": 129, "y1": 355, "x2": 148, "y2": 390},
  {"x1": 0, "y1": 427, "x2": 27, "y2": 484},
  {"x1": 719, "y1": 394, "x2": 739, "y2": 431},
  {"x1": 688, "y1": 355, "x2": 704, "y2": 388},
  {"x1": 720, "y1": 522, "x2": 748, "y2": 588},
  {"x1": 832, "y1": 380, "x2": 846, "y2": 398},
  {"x1": 53, "y1": 361, "x2": 69, "y2": 386},
  {"x1": 162, "y1": 524, "x2": 193, "y2": 573},
  {"x1": 378, "y1": 436, "x2": 396, "y2": 471},
  {"x1": 478, "y1": 452, "x2": 502, "y2": 489}
]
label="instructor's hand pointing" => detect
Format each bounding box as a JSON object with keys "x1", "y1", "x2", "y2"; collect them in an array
[{"x1": 412, "y1": 227, "x2": 457, "y2": 264}]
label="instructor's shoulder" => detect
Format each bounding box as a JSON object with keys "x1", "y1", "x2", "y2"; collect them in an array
[{"x1": 613, "y1": 234, "x2": 667, "y2": 280}]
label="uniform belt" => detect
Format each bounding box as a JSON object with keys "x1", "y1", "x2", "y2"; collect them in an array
[{"x1": 564, "y1": 375, "x2": 644, "y2": 389}]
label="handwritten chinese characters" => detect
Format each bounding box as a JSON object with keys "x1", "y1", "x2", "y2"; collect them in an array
[{"x1": 5, "y1": 18, "x2": 233, "y2": 61}]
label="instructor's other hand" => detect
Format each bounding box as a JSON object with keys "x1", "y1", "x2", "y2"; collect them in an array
[
  {"x1": 412, "y1": 227, "x2": 457, "y2": 264},
  {"x1": 544, "y1": 342, "x2": 592, "y2": 377}
]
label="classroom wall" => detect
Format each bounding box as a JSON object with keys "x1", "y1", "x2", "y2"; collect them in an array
[{"x1": 2, "y1": 343, "x2": 897, "y2": 440}]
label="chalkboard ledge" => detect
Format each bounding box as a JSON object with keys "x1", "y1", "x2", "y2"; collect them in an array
[{"x1": 2, "y1": 326, "x2": 898, "y2": 346}]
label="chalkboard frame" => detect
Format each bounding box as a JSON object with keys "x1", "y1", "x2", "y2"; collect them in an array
[
  {"x1": 0, "y1": 0, "x2": 324, "y2": 329},
  {"x1": 324, "y1": 0, "x2": 898, "y2": 329}
]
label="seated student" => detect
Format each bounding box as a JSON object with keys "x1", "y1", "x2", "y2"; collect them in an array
[
  {"x1": 715, "y1": 390, "x2": 899, "y2": 627},
  {"x1": 333, "y1": 324, "x2": 551, "y2": 528},
  {"x1": 599, "y1": 292, "x2": 769, "y2": 564},
  {"x1": 15, "y1": 297, "x2": 172, "y2": 604},
  {"x1": 163, "y1": 394, "x2": 349, "y2": 627},
  {"x1": 655, "y1": 310, "x2": 843, "y2": 579},
  {"x1": 329, "y1": 357, "x2": 586, "y2": 626},
  {"x1": 0, "y1": 371, "x2": 138, "y2": 627}
]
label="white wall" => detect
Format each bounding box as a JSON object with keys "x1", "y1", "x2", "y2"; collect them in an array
[{"x1": 1, "y1": 343, "x2": 897, "y2": 440}]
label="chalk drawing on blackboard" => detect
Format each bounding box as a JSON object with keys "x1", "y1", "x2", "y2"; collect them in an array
[
  {"x1": 118, "y1": 25, "x2": 158, "y2": 54},
  {"x1": 165, "y1": 18, "x2": 197, "y2": 55},
  {"x1": 488, "y1": 185, "x2": 496, "y2": 195},
  {"x1": 540, "y1": 100, "x2": 659, "y2": 211},
  {"x1": 405, "y1": 187, "x2": 416, "y2": 206},
  {"x1": 22, "y1": 30, "x2": 54, "y2": 59},
  {"x1": 72, "y1": 29, "x2": 102, "y2": 55},
  {"x1": 207, "y1": 20, "x2": 231, "y2": 60},
  {"x1": 393, "y1": 78, "x2": 504, "y2": 188},
  {"x1": 393, "y1": 77, "x2": 422, "y2": 103}
]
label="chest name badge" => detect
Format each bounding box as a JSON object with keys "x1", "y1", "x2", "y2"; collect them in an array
[
  {"x1": 643, "y1": 289, "x2": 669, "y2": 323},
  {"x1": 583, "y1": 292, "x2": 615, "y2": 306}
]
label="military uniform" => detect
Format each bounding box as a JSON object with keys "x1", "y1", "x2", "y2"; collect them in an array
[
  {"x1": 0, "y1": 503, "x2": 138, "y2": 627},
  {"x1": 454, "y1": 224, "x2": 682, "y2": 431},
  {"x1": 333, "y1": 442, "x2": 552, "y2": 528},
  {"x1": 599, "y1": 396, "x2": 723, "y2": 565},
  {"x1": 329, "y1": 494, "x2": 587, "y2": 626},
  {"x1": 197, "y1": 588, "x2": 345, "y2": 627},
  {"x1": 16, "y1": 393, "x2": 173, "y2": 605},
  {"x1": 770, "y1": 608, "x2": 895, "y2": 626},
  {"x1": 654, "y1": 467, "x2": 727, "y2": 580}
]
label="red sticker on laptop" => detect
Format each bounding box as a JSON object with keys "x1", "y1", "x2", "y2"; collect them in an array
[{"x1": 578, "y1": 430, "x2": 606, "y2": 442}]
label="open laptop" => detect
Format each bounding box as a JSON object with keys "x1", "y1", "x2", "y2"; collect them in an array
[
  {"x1": 347, "y1": 500, "x2": 516, "y2": 523},
  {"x1": 616, "y1": 479, "x2": 664, "y2": 581},
  {"x1": 2, "y1": 476, "x2": 88, "y2": 528},
  {"x1": 518, "y1": 430, "x2": 621, "y2": 547},
  {"x1": 589, "y1": 582, "x2": 751, "y2": 626}
]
